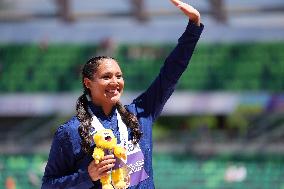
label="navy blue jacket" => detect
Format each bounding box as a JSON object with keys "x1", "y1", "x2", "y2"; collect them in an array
[{"x1": 42, "y1": 21, "x2": 204, "y2": 189}]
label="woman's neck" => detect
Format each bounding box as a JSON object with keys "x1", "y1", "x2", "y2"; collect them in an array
[
  {"x1": 91, "y1": 100, "x2": 115, "y2": 116},
  {"x1": 101, "y1": 105, "x2": 115, "y2": 116}
]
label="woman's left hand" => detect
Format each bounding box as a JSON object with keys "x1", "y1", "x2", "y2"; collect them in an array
[{"x1": 170, "y1": 0, "x2": 201, "y2": 26}]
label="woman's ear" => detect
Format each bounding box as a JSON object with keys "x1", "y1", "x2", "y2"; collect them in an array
[{"x1": 83, "y1": 78, "x2": 92, "y2": 89}]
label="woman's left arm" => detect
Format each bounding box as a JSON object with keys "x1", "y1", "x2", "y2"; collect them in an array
[{"x1": 133, "y1": 0, "x2": 204, "y2": 121}]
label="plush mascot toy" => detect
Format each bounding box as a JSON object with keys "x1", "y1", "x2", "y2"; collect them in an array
[{"x1": 92, "y1": 129, "x2": 129, "y2": 189}]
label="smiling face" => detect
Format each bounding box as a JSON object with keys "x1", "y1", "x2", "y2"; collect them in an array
[{"x1": 84, "y1": 58, "x2": 124, "y2": 112}]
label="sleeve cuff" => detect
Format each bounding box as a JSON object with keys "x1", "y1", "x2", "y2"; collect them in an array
[
  {"x1": 79, "y1": 169, "x2": 94, "y2": 187},
  {"x1": 186, "y1": 20, "x2": 204, "y2": 35},
  {"x1": 178, "y1": 20, "x2": 204, "y2": 43}
]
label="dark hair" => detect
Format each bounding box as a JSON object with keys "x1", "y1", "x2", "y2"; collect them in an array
[{"x1": 76, "y1": 56, "x2": 142, "y2": 155}]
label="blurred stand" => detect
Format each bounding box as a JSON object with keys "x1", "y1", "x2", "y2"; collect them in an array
[
  {"x1": 209, "y1": 0, "x2": 227, "y2": 24},
  {"x1": 56, "y1": 0, "x2": 149, "y2": 23},
  {"x1": 95, "y1": 37, "x2": 117, "y2": 57},
  {"x1": 130, "y1": 0, "x2": 149, "y2": 22},
  {"x1": 55, "y1": 0, "x2": 74, "y2": 22},
  {"x1": 0, "y1": 0, "x2": 283, "y2": 24}
]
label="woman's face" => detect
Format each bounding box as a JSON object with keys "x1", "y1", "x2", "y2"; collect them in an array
[{"x1": 84, "y1": 59, "x2": 124, "y2": 108}]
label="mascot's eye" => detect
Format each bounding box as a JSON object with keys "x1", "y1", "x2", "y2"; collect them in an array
[{"x1": 105, "y1": 136, "x2": 112, "y2": 141}]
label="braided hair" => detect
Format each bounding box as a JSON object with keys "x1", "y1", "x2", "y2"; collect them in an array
[{"x1": 76, "y1": 56, "x2": 142, "y2": 155}]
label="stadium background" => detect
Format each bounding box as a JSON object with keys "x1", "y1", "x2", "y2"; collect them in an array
[{"x1": 0, "y1": 0, "x2": 284, "y2": 188}]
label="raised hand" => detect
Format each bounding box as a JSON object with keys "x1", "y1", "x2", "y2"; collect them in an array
[{"x1": 170, "y1": 0, "x2": 201, "y2": 26}]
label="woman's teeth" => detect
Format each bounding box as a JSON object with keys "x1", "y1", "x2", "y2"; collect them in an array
[{"x1": 107, "y1": 89, "x2": 119, "y2": 94}]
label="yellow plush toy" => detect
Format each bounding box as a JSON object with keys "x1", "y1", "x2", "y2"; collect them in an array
[{"x1": 92, "y1": 129, "x2": 129, "y2": 189}]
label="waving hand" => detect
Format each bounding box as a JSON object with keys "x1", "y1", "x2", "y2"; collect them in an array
[{"x1": 170, "y1": 0, "x2": 201, "y2": 26}]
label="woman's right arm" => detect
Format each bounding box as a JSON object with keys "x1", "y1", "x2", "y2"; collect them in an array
[{"x1": 41, "y1": 125, "x2": 94, "y2": 189}]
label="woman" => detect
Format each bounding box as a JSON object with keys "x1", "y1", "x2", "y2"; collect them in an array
[{"x1": 42, "y1": 0, "x2": 204, "y2": 188}]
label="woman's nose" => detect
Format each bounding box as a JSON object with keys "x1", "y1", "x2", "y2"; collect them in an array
[{"x1": 110, "y1": 77, "x2": 118, "y2": 84}]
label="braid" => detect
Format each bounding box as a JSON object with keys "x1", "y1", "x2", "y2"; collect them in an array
[
  {"x1": 76, "y1": 94, "x2": 93, "y2": 155},
  {"x1": 116, "y1": 101, "x2": 142, "y2": 144},
  {"x1": 77, "y1": 56, "x2": 113, "y2": 155}
]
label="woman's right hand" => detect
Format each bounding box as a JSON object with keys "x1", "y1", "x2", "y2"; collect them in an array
[{"x1": 88, "y1": 155, "x2": 116, "y2": 181}]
